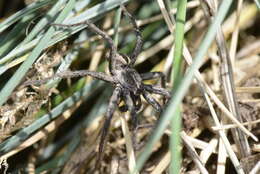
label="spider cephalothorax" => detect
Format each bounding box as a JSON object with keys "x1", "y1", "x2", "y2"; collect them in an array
[{"x1": 24, "y1": 5, "x2": 171, "y2": 169}]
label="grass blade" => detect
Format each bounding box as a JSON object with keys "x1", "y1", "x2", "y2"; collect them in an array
[
  {"x1": 0, "y1": 81, "x2": 104, "y2": 155},
  {"x1": 0, "y1": 0, "x2": 55, "y2": 33},
  {"x1": 0, "y1": 0, "x2": 75, "y2": 106},
  {"x1": 170, "y1": 0, "x2": 187, "y2": 173},
  {"x1": 132, "y1": 0, "x2": 233, "y2": 173}
]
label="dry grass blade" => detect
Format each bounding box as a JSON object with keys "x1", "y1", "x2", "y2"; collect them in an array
[
  {"x1": 137, "y1": 6, "x2": 203, "y2": 65},
  {"x1": 86, "y1": 44, "x2": 104, "y2": 82},
  {"x1": 250, "y1": 161, "x2": 260, "y2": 174},
  {"x1": 87, "y1": 0, "x2": 200, "y2": 45},
  {"x1": 222, "y1": 3, "x2": 258, "y2": 39},
  {"x1": 212, "y1": 119, "x2": 260, "y2": 131},
  {"x1": 236, "y1": 87, "x2": 260, "y2": 93},
  {"x1": 229, "y1": 0, "x2": 243, "y2": 64},
  {"x1": 182, "y1": 44, "x2": 257, "y2": 141},
  {"x1": 0, "y1": 102, "x2": 79, "y2": 160},
  {"x1": 156, "y1": 0, "x2": 257, "y2": 141},
  {"x1": 201, "y1": 0, "x2": 251, "y2": 159},
  {"x1": 217, "y1": 137, "x2": 227, "y2": 174},
  {"x1": 181, "y1": 131, "x2": 209, "y2": 174},
  {"x1": 252, "y1": 144, "x2": 260, "y2": 152},
  {"x1": 136, "y1": 35, "x2": 173, "y2": 64},
  {"x1": 236, "y1": 39, "x2": 260, "y2": 59},
  {"x1": 202, "y1": 85, "x2": 245, "y2": 174},
  {"x1": 120, "y1": 115, "x2": 138, "y2": 174},
  {"x1": 151, "y1": 151, "x2": 171, "y2": 174},
  {"x1": 199, "y1": 137, "x2": 218, "y2": 165},
  {"x1": 156, "y1": 0, "x2": 174, "y2": 33},
  {"x1": 1, "y1": 0, "x2": 259, "y2": 173},
  {"x1": 182, "y1": 136, "x2": 217, "y2": 153},
  {"x1": 154, "y1": 1, "x2": 257, "y2": 173}
]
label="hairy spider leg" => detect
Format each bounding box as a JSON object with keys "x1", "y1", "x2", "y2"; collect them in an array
[
  {"x1": 23, "y1": 70, "x2": 115, "y2": 86},
  {"x1": 142, "y1": 91, "x2": 162, "y2": 113},
  {"x1": 122, "y1": 90, "x2": 139, "y2": 149},
  {"x1": 52, "y1": 21, "x2": 119, "y2": 74},
  {"x1": 96, "y1": 86, "x2": 122, "y2": 169},
  {"x1": 143, "y1": 85, "x2": 171, "y2": 99},
  {"x1": 57, "y1": 70, "x2": 115, "y2": 83},
  {"x1": 121, "y1": 5, "x2": 143, "y2": 66},
  {"x1": 140, "y1": 72, "x2": 170, "y2": 103}
]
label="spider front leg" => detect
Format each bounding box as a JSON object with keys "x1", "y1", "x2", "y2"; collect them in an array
[
  {"x1": 121, "y1": 5, "x2": 143, "y2": 66},
  {"x1": 96, "y1": 86, "x2": 122, "y2": 170},
  {"x1": 52, "y1": 21, "x2": 116, "y2": 53},
  {"x1": 52, "y1": 20, "x2": 118, "y2": 71}
]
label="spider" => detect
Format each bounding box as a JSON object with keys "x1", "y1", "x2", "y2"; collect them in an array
[{"x1": 24, "y1": 5, "x2": 171, "y2": 169}]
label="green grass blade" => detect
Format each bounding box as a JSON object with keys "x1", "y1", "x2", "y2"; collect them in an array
[
  {"x1": 0, "y1": 0, "x2": 67, "y2": 63},
  {"x1": 22, "y1": 0, "x2": 68, "y2": 44},
  {"x1": 46, "y1": 46, "x2": 80, "y2": 88},
  {"x1": 0, "y1": 0, "x2": 75, "y2": 107},
  {"x1": 0, "y1": 0, "x2": 129, "y2": 66},
  {"x1": 131, "y1": 0, "x2": 233, "y2": 173},
  {"x1": 113, "y1": 6, "x2": 122, "y2": 47},
  {"x1": 35, "y1": 87, "x2": 110, "y2": 173},
  {"x1": 254, "y1": 0, "x2": 260, "y2": 9},
  {"x1": 170, "y1": 0, "x2": 187, "y2": 173},
  {"x1": 0, "y1": 80, "x2": 104, "y2": 155},
  {"x1": 0, "y1": 0, "x2": 56, "y2": 33},
  {"x1": 35, "y1": 135, "x2": 80, "y2": 174},
  {"x1": 0, "y1": 14, "x2": 35, "y2": 56}
]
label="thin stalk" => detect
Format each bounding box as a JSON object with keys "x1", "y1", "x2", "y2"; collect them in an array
[
  {"x1": 113, "y1": 6, "x2": 122, "y2": 47},
  {"x1": 170, "y1": 0, "x2": 187, "y2": 174},
  {"x1": 130, "y1": 0, "x2": 233, "y2": 173},
  {"x1": 0, "y1": 0, "x2": 75, "y2": 107}
]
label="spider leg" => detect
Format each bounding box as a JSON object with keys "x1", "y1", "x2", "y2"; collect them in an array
[
  {"x1": 141, "y1": 72, "x2": 170, "y2": 103},
  {"x1": 142, "y1": 91, "x2": 162, "y2": 113},
  {"x1": 52, "y1": 22, "x2": 116, "y2": 54},
  {"x1": 96, "y1": 86, "x2": 122, "y2": 169},
  {"x1": 52, "y1": 21, "x2": 117, "y2": 69},
  {"x1": 57, "y1": 70, "x2": 115, "y2": 83},
  {"x1": 143, "y1": 84, "x2": 171, "y2": 99},
  {"x1": 23, "y1": 70, "x2": 115, "y2": 86},
  {"x1": 119, "y1": 93, "x2": 142, "y2": 113},
  {"x1": 131, "y1": 92, "x2": 143, "y2": 113},
  {"x1": 122, "y1": 90, "x2": 139, "y2": 150},
  {"x1": 123, "y1": 91, "x2": 139, "y2": 130},
  {"x1": 121, "y1": 5, "x2": 143, "y2": 66}
]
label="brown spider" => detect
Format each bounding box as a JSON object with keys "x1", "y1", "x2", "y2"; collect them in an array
[{"x1": 24, "y1": 5, "x2": 171, "y2": 168}]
